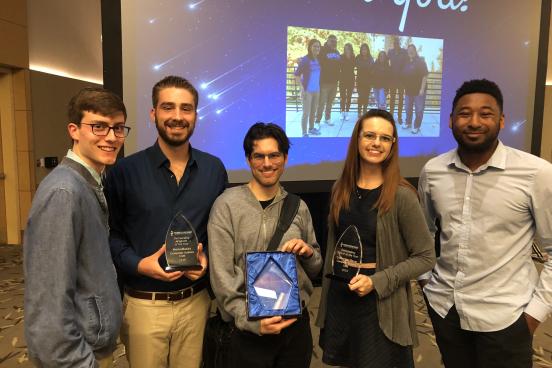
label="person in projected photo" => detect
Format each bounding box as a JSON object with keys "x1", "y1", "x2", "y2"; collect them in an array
[
  {"x1": 339, "y1": 43, "x2": 356, "y2": 122},
  {"x1": 418, "y1": 79, "x2": 552, "y2": 368},
  {"x1": 294, "y1": 38, "x2": 322, "y2": 137},
  {"x1": 356, "y1": 43, "x2": 374, "y2": 117},
  {"x1": 388, "y1": 37, "x2": 408, "y2": 125},
  {"x1": 316, "y1": 109, "x2": 435, "y2": 368},
  {"x1": 316, "y1": 34, "x2": 341, "y2": 129},
  {"x1": 105, "y1": 76, "x2": 227, "y2": 368},
  {"x1": 208, "y1": 122, "x2": 322, "y2": 367},
  {"x1": 372, "y1": 51, "x2": 391, "y2": 110},
  {"x1": 402, "y1": 44, "x2": 428, "y2": 134}
]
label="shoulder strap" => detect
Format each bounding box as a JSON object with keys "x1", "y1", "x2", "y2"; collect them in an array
[{"x1": 266, "y1": 194, "x2": 301, "y2": 252}]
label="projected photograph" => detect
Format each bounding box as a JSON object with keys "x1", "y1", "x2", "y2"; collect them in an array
[{"x1": 286, "y1": 26, "x2": 443, "y2": 138}]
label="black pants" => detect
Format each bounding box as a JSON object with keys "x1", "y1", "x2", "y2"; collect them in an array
[
  {"x1": 340, "y1": 81, "x2": 354, "y2": 112},
  {"x1": 389, "y1": 86, "x2": 404, "y2": 122},
  {"x1": 427, "y1": 304, "x2": 533, "y2": 368},
  {"x1": 228, "y1": 310, "x2": 312, "y2": 368}
]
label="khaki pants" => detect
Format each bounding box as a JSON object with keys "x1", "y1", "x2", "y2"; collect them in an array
[
  {"x1": 96, "y1": 354, "x2": 114, "y2": 368},
  {"x1": 121, "y1": 289, "x2": 210, "y2": 368}
]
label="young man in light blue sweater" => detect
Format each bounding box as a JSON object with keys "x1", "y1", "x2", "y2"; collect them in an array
[{"x1": 24, "y1": 87, "x2": 128, "y2": 368}]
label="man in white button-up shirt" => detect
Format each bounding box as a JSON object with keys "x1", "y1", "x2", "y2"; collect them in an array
[{"x1": 419, "y1": 79, "x2": 552, "y2": 368}]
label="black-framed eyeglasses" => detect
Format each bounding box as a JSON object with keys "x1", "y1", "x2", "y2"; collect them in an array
[
  {"x1": 81, "y1": 123, "x2": 131, "y2": 138},
  {"x1": 250, "y1": 152, "x2": 284, "y2": 164}
]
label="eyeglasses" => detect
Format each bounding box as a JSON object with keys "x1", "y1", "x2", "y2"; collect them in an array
[
  {"x1": 250, "y1": 152, "x2": 284, "y2": 164},
  {"x1": 361, "y1": 131, "x2": 395, "y2": 144},
  {"x1": 82, "y1": 123, "x2": 131, "y2": 138}
]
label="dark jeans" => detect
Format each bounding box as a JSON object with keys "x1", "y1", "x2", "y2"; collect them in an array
[
  {"x1": 405, "y1": 92, "x2": 426, "y2": 129},
  {"x1": 316, "y1": 83, "x2": 338, "y2": 122},
  {"x1": 228, "y1": 310, "x2": 312, "y2": 368},
  {"x1": 339, "y1": 81, "x2": 354, "y2": 112},
  {"x1": 428, "y1": 304, "x2": 533, "y2": 368},
  {"x1": 389, "y1": 86, "x2": 405, "y2": 122},
  {"x1": 357, "y1": 86, "x2": 371, "y2": 116}
]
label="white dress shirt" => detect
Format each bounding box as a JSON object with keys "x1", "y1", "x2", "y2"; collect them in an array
[{"x1": 418, "y1": 141, "x2": 552, "y2": 332}]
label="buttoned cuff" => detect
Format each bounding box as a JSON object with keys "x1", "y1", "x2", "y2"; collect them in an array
[{"x1": 524, "y1": 297, "x2": 551, "y2": 323}]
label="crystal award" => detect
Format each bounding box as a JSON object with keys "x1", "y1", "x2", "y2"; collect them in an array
[
  {"x1": 326, "y1": 225, "x2": 363, "y2": 282},
  {"x1": 164, "y1": 212, "x2": 202, "y2": 271}
]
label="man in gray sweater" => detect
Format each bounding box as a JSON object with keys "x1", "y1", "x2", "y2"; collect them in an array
[
  {"x1": 24, "y1": 88, "x2": 128, "y2": 367},
  {"x1": 208, "y1": 122, "x2": 322, "y2": 368}
]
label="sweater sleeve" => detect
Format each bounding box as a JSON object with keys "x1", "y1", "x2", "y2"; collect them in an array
[
  {"x1": 371, "y1": 189, "x2": 436, "y2": 298},
  {"x1": 24, "y1": 188, "x2": 97, "y2": 368},
  {"x1": 207, "y1": 197, "x2": 261, "y2": 335},
  {"x1": 296, "y1": 200, "x2": 323, "y2": 279}
]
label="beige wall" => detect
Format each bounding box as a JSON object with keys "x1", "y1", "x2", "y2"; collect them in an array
[
  {"x1": 0, "y1": 0, "x2": 28, "y2": 69},
  {"x1": 0, "y1": 0, "x2": 33, "y2": 244},
  {"x1": 27, "y1": 0, "x2": 102, "y2": 83},
  {"x1": 542, "y1": 86, "x2": 552, "y2": 163},
  {"x1": 30, "y1": 71, "x2": 100, "y2": 183}
]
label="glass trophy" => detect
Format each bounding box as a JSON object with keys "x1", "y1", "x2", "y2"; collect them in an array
[
  {"x1": 326, "y1": 225, "x2": 363, "y2": 282},
  {"x1": 164, "y1": 212, "x2": 202, "y2": 271},
  {"x1": 246, "y1": 252, "x2": 301, "y2": 319}
]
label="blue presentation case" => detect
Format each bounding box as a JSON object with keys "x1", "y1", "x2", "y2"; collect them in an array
[{"x1": 245, "y1": 251, "x2": 302, "y2": 320}]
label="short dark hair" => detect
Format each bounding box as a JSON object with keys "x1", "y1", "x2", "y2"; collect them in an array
[
  {"x1": 152, "y1": 75, "x2": 199, "y2": 109},
  {"x1": 452, "y1": 79, "x2": 503, "y2": 113},
  {"x1": 243, "y1": 122, "x2": 290, "y2": 157},
  {"x1": 68, "y1": 87, "x2": 126, "y2": 125}
]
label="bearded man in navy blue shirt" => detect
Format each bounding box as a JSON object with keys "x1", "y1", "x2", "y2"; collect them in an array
[{"x1": 105, "y1": 76, "x2": 227, "y2": 368}]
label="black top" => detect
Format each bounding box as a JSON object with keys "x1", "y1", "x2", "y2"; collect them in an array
[
  {"x1": 372, "y1": 61, "x2": 391, "y2": 89},
  {"x1": 356, "y1": 55, "x2": 374, "y2": 88},
  {"x1": 339, "y1": 55, "x2": 356, "y2": 85},
  {"x1": 403, "y1": 56, "x2": 428, "y2": 95},
  {"x1": 320, "y1": 45, "x2": 342, "y2": 85},
  {"x1": 259, "y1": 197, "x2": 275, "y2": 209},
  {"x1": 105, "y1": 141, "x2": 228, "y2": 292},
  {"x1": 337, "y1": 186, "x2": 381, "y2": 265}
]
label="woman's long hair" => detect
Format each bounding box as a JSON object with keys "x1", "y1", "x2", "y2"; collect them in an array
[
  {"x1": 359, "y1": 43, "x2": 371, "y2": 60},
  {"x1": 343, "y1": 43, "x2": 355, "y2": 60},
  {"x1": 307, "y1": 38, "x2": 321, "y2": 60},
  {"x1": 329, "y1": 109, "x2": 415, "y2": 225}
]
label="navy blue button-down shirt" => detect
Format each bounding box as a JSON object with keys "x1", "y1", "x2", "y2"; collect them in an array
[{"x1": 105, "y1": 141, "x2": 227, "y2": 292}]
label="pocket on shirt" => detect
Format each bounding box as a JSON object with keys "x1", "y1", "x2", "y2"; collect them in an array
[{"x1": 83, "y1": 296, "x2": 111, "y2": 348}]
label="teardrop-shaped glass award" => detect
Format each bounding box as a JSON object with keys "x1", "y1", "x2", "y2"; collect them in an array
[
  {"x1": 164, "y1": 211, "x2": 202, "y2": 271},
  {"x1": 326, "y1": 224, "x2": 363, "y2": 282}
]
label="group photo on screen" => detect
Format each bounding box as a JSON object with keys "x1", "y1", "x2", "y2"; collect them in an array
[{"x1": 286, "y1": 26, "x2": 443, "y2": 138}]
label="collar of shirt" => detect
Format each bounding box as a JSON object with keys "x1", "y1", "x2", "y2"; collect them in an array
[
  {"x1": 448, "y1": 140, "x2": 507, "y2": 173},
  {"x1": 148, "y1": 140, "x2": 197, "y2": 170},
  {"x1": 66, "y1": 149, "x2": 103, "y2": 186}
]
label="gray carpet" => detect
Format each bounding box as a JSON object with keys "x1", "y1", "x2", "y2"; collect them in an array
[{"x1": 1, "y1": 244, "x2": 551, "y2": 367}]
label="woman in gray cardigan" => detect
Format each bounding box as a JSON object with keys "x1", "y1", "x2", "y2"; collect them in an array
[{"x1": 316, "y1": 109, "x2": 435, "y2": 367}]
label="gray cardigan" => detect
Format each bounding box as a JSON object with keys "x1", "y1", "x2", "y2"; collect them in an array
[
  {"x1": 208, "y1": 185, "x2": 322, "y2": 335},
  {"x1": 316, "y1": 185, "x2": 435, "y2": 346}
]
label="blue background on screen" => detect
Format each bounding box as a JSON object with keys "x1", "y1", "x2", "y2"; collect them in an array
[{"x1": 123, "y1": 0, "x2": 540, "y2": 174}]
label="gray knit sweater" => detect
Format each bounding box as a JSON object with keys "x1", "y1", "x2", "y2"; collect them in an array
[
  {"x1": 316, "y1": 185, "x2": 436, "y2": 346},
  {"x1": 208, "y1": 185, "x2": 322, "y2": 335}
]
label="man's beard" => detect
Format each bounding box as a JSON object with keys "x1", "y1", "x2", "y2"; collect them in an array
[
  {"x1": 452, "y1": 127, "x2": 499, "y2": 154},
  {"x1": 155, "y1": 117, "x2": 195, "y2": 147}
]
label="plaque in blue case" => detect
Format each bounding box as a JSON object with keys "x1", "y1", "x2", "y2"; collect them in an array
[{"x1": 245, "y1": 251, "x2": 301, "y2": 320}]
